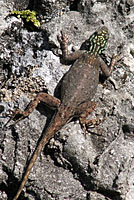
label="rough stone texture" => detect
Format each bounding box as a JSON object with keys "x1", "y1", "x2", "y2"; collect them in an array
[{"x1": 0, "y1": 0, "x2": 134, "y2": 200}]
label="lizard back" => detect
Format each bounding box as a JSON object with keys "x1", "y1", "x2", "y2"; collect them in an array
[{"x1": 61, "y1": 53, "x2": 100, "y2": 107}]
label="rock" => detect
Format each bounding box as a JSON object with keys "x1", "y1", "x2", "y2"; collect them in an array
[{"x1": 0, "y1": 0, "x2": 134, "y2": 199}]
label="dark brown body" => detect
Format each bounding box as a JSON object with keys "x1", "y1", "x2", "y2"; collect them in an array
[
  {"x1": 61, "y1": 53, "x2": 99, "y2": 107},
  {"x1": 48, "y1": 53, "x2": 100, "y2": 130}
]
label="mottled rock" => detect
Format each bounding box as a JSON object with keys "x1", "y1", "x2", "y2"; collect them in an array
[{"x1": 0, "y1": 0, "x2": 134, "y2": 200}]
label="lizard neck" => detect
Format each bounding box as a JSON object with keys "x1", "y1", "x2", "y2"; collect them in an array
[{"x1": 88, "y1": 54, "x2": 98, "y2": 65}]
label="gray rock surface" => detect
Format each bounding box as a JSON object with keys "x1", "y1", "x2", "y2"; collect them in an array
[{"x1": 0, "y1": 0, "x2": 134, "y2": 200}]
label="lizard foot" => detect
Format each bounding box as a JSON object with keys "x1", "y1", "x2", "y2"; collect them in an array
[
  {"x1": 57, "y1": 31, "x2": 69, "y2": 61},
  {"x1": 4, "y1": 108, "x2": 29, "y2": 127},
  {"x1": 57, "y1": 30, "x2": 68, "y2": 47},
  {"x1": 109, "y1": 53, "x2": 123, "y2": 74},
  {"x1": 80, "y1": 117, "x2": 101, "y2": 137}
]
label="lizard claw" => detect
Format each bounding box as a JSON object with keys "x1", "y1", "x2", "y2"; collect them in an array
[
  {"x1": 112, "y1": 53, "x2": 123, "y2": 64},
  {"x1": 57, "y1": 30, "x2": 68, "y2": 45},
  {"x1": 4, "y1": 108, "x2": 25, "y2": 127},
  {"x1": 108, "y1": 53, "x2": 123, "y2": 76},
  {"x1": 80, "y1": 118, "x2": 100, "y2": 138}
]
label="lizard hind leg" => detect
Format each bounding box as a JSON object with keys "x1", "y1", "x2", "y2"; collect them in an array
[
  {"x1": 4, "y1": 92, "x2": 61, "y2": 127},
  {"x1": 74, "y1": 101, "x2": 98, "y2": 137}
]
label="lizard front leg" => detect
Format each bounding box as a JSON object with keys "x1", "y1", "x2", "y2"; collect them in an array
[
  {"x1": 58, "y1": 31, "x2": 85, "y2": 63},
  {"x1": 5, "y1": 93, "x2": 60, "y2": 126},
  {"x1": 99, "y1": 54, "x2": 121, "y2": 77}
]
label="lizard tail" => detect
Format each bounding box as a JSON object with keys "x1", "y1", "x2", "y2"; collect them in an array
[{"x1": 13, "y1": 109, "x2": 70, "y2": 200}]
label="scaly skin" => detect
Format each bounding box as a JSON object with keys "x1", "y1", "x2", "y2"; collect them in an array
[{"x1": 10, "y1": 26, "x2": 119, "y2": 200}]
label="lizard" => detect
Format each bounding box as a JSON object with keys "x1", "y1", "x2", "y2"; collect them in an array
[{"x1": 7, "y1": 26, "x2": 119, "y2": 200}]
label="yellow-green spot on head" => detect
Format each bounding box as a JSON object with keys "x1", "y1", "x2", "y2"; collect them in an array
[{"x1": 89, "y1": 26, "x2": 109, "y2": 56}]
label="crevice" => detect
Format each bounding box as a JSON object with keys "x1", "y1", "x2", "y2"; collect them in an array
[
  {"x1": 97, "y1": 188, "x2": 121, "y2": 200},
  {"x1": 70, "y1": 0, "x2": 80, "y2": 11}
]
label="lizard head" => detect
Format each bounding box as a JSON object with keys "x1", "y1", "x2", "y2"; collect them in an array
[{"x1": 89, "y1": 26, "x2": 109, "y2": 56}]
